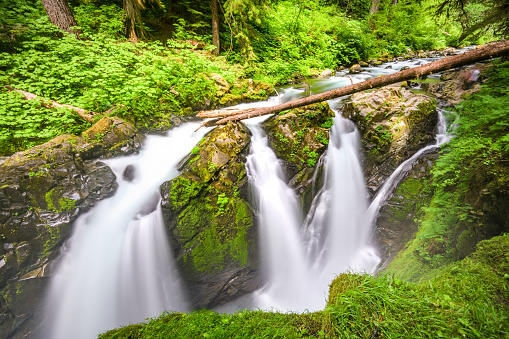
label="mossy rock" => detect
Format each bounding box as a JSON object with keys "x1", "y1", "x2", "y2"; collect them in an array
[
  {"x1": 214, "y1": 78, "x2": 274, "y2": 108},
  {"x1": 161, "y1": 122, "x2": 259, "y2": 308},
  {"x1": 0, "y1": 116, "x2": 144, "y2": 338},
  {"x1": 342, "y1": 83, "x2": 437, "y2": 197},
  {"x1": 263, "y1": 102, "x2": 334, "y2": 213},
  {"x1": 374, "y1": 153, "x2": 437, "y2": 268}
]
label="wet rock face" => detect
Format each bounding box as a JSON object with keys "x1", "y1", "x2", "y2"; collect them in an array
[
  {"x1": 342, "y1": 83, "x2": 438, "y2": 198},
  {"x1": 263, "y1": 102, "x2": 335, "y2": 213},
  {"x1": 0, "y1": 117, "x2": 143, "y2": 338},
  {"x1": 426, "y1": 63, "x2": 491, "y2": 106},
  {"x1": 160, "y1": 122, "x2": 259, "y2": 309},
  {"x1": 374, "y1": 153, "x2": 437, "y2": 268}
]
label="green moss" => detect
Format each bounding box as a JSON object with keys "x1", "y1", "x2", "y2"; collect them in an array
[
  {"x1": 181, "y1": 198, "x2": 251, "y2": 273},
  {"x1": 44, "y1": 188, "x2": 76, "y2": 212},
  {"x1": 169, "y1": 176, "x2": 204, "y2": 212}
]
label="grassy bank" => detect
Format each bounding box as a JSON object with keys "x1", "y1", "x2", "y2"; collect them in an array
[{"x1": 100, "y1": 233, "x2": 509, "y2": 338}]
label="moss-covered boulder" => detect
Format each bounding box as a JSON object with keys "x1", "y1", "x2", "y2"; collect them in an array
[
  {"x1": 342, "y1": 83, "x2": 437, "y2": 197},
  {"x1": 0, "y1": 118, "x2": 143, "y2": 338},
  {"x1": 160, "y1": 122, "x2": 258, "y2": 309},
  {"x1": 209, "y1": 75, "x2": 274, "y2": 109},
  {"x1": 263, "y1": 102, "x2": 335, "y2": 213}
]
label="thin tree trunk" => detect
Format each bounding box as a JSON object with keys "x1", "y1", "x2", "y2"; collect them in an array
[
  {"x1": 369, "y1": 0, "x2": 380, "y2": 15},
  {"x1": 40, "y1": 0, "x2": 80, "y2": 38},
  {"x1": 199, "y1": 40, "x2": 509, "y2": 125},
  {"x1": 212, "y1": 0, "x2": 220, "y2": 55}
]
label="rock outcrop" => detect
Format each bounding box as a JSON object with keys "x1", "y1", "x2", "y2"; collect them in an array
[
  {"x1": 426, "y1": 63, "x2": 490, "y2": 106},
  {"x1": 192, "y1": 75, "x2": 274, "y2": 111},
  {"x1": 160, "y1": 122, "x2": 258, "y2": 309},
  {"x1": 374, "y1": 152, "x2": 437, "y2": 268},
  {"x1": 342, "y1": 83, "x2": 438, "y2": 197},
  {"x1": 263, "y1": 102, "x2": 335, "y2": 213},
  {"x1": 0, "y1": 117, "x2": 143, "y2": 338}
]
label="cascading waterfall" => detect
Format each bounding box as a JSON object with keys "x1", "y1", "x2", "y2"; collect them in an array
[
  {"x1": 244, "y1": 122, "x2": 323, "y2": 312},
  {"x1": 302, "y1": 113, "x2": 380, "y2": 297},
  {"x1": 43, "y1": 54, "x2": 455, "y2": 334},
  {"x1": 45, "y1": 122, "x2": 209, "y2": 339},
  {"x1": 366, "y1": 107, "x2": 452, "y2": 222}
]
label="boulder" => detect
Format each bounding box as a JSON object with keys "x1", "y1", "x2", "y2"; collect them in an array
[
  {"x1": 0, "y1": 118, "x2": 143, "y2": 338},
  {"x1": 342, "y1": 83, "x2": 437, "y2": 198},
  {"x1": 193, "y1": 76, "x2": 273, "y2": 111},
  {"x1": 319, "y1": 69, "x2": 333, "y2": 77},
  {"x1": 263, "y1": 102, "x2": 335, "y2": 213},
  {"x1": 349, "y1": 64, "x2": 362, "y2": 74},
  {"x1": 160, "y1": 122, "x2": 259, "y2": 309}
]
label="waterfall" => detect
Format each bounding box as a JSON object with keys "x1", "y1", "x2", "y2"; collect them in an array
[
  {"x1": 367, "y1": 107, "x2": 452, "y2": 222},
  {"x1": 44, "y1": 55, "x2": 453, "y2": 332},
  {"x1": 245, "y1": 124, "x2": 323, "y2": 312},
  {"x1": 45, "y1": 122, "x2": 209, "y2": 339},
  {"x1": 303, "y1": 114, "x2": 380, "y2": 296}
]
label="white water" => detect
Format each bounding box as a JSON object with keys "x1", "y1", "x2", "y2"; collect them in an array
[
  {"x1": 302, "y1": 114, "x2": 380, "y2": 299},
  {"x1": 46, "y1": 122, "x2": 209, "y2": 339},
  {"x1": 45, "y1": 54, "x2": 454, "y2": 333},
  {"x1": 245, "y1": 124, "x2": 324, "y2": 311}
]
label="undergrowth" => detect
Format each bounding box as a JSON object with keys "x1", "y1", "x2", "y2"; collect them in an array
[{"x1": 100, "y1": 233, "x2": 509, "y2": 338}]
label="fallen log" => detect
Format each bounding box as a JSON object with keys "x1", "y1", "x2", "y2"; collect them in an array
[
  {"x1": 199, "y1": 40, "x2": 509, "y2": 126},
  {"x1": 4, "y1": 86, "x2": 96, "y2": 123}
]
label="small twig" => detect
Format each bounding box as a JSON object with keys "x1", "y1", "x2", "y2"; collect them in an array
[
  {"x1": 272, "y1": 85, "x2": 281, "y2": 105},
  {"x1": 194, "y1": 118, "x2": 221, "y2": 132},
  {"x1": 347, "y1": 75, "x2": 354, "y2": 85}
]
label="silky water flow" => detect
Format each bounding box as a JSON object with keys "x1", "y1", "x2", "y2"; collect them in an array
[
  {"x1": 45, "y1": 122, "x2": 209, "y2": 339},
  {"x1": 45, "y1": 55, "x2": 451, "y2": 336}
]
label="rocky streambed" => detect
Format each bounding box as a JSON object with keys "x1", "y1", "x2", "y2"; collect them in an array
[{"x1": 0, "y1": 59, "x2": 495, "y2": 338}]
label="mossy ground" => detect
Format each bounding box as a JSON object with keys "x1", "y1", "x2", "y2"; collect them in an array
[{"x1": 100, "y1": 233, "x2": 509, "y2": 338}]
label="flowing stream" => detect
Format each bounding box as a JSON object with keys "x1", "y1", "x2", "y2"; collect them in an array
[{"x1": 46, "y1": 56, "x2": 451, "y2": 336}]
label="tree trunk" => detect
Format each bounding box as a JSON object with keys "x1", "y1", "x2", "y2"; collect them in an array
[
  {"x1": 200, "y1": 40, "x2": 509, "y2": 125},
  {"x1": 40, "y1": 0, "x2": 80, "y2": 37},
  {"x1": 369, "y1": 0, "x2": 380, "y2": 15},
  {"x1": 124, "y1": 0, "x2": 146, "y2": 40},
  {"x1": 211, "y1": 0, "x2": 220, "y2": 55},
  {"x1": 392, "y1": 0, "x2": 398, "y2": 5}
]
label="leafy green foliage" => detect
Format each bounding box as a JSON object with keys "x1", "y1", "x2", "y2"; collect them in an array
[
  {"x1": 74, "y1": 4, "x2": 125, "y2": 38},
  {"x1": 0, "y1": 88, "x2": 90, "y2": 155}
]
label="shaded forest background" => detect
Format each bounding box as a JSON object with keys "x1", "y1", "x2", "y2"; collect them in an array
[{"x1": 0, "y1": 0, "x2": 507, "y2": 155}]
